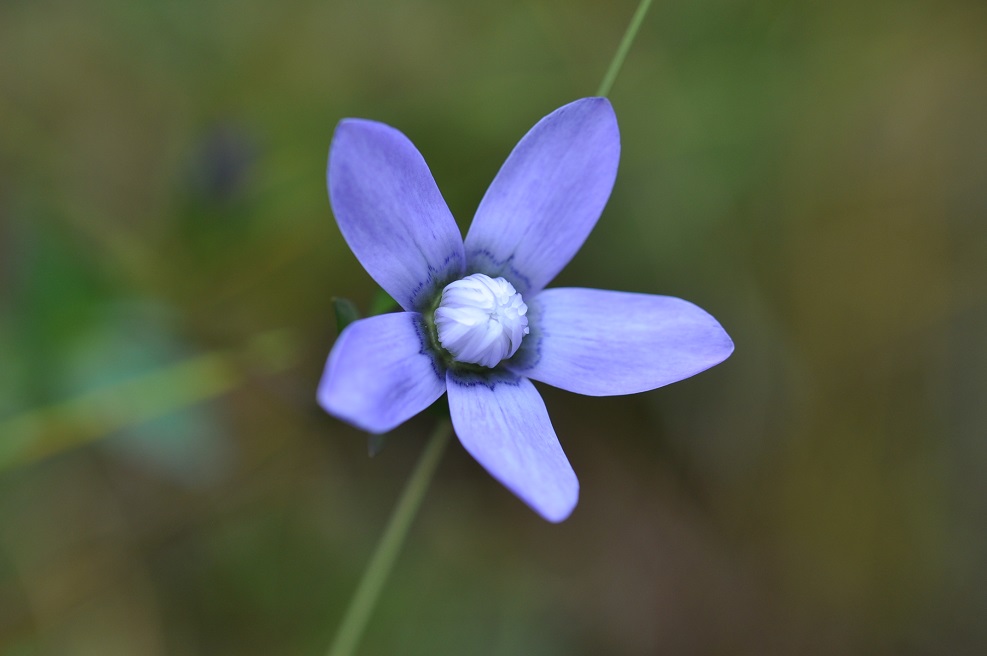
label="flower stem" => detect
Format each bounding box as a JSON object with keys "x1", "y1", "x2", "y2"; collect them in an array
[
  {"x1": 596, "y1": 0, "x2": 655, "y2": 97},
  {"x1": 327, "y1": 419, "x2": 453, "y2": 656}
]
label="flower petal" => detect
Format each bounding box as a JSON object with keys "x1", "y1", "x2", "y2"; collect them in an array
[
  {"x1": 510, "y1": 288, "x2": 734, "y2": 396},
  {"x1": 318, "y1": 312, "x2": 446, "y2": 434},
  {"x1": 446, "y1": 371, "x2": 578, "y2": 522},
  {"x1": 464, "y1": 97, "x2": 619, "y2": 295},
  {"x1": 328, "y1": 119, "x2": 465, "y2": 312}
]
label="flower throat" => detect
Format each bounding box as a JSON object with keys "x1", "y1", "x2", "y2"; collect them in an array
[{"x1": 427, "y1": 273, "x2": 529, "y2": 369}]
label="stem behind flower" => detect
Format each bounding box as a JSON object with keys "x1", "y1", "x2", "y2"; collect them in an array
[
  {"x1": 326, "y1": 419, "x2": 453, "y2": 656},
  {"x1": 597, "y1": 0, "x2": 655, "y2": 97}
]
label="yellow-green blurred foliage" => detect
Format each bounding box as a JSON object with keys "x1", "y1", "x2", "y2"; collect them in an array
[{"x1": 1, "y1": 0, "x2": 986, "y2": 654}]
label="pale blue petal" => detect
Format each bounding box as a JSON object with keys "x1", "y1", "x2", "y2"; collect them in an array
[
  {"x1": 318, "y1": 312, "x2": 446, "y2": 433},
  {"x1": 446, "y1": 371, "x2": 578, "y2": 522},
  {"x1": 464, "y1": 98, "x2": 619, "y2": 295},
  {"x1": 328, "y1": 119, "x2": 465, "y2": 312},
  {"x1": 510, "y1": 288, "x2": 734, "y2": 396}
]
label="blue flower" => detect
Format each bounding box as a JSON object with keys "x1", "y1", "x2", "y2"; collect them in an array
[{"x1": 318, "y1": 98, "x2": 733, "y2": 522}]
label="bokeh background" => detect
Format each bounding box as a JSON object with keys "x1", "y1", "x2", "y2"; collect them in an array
[{"x1": 2, "y1": 0, "x2": 986, "y2": 654}]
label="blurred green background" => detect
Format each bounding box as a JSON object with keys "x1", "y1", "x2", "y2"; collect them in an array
[{"x1": 2, "y1": 0, "x2": 986, "y2": 654}]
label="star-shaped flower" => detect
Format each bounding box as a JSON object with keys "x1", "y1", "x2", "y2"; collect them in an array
[{"x1": 319, "y1": 97, "x2": 733, "y2": 522}]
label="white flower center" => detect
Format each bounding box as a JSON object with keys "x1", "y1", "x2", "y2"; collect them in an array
[{"x1": 434, "y1": 273, "x2": 529, "y2": 368}]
